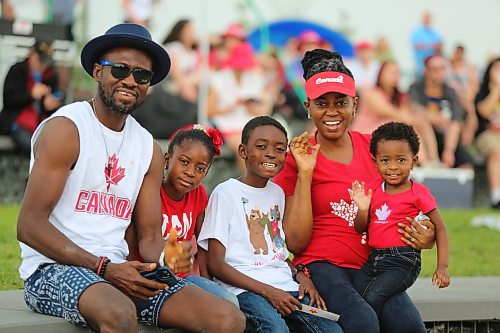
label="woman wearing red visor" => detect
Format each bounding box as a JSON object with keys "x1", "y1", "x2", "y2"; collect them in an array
[{"x1": 274, "y1": 49, "x2": 435, "y2": 333}]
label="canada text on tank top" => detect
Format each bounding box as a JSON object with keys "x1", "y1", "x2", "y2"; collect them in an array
[
  {"x1": 74, "y1": 148, "x2": 132, "y2": 220},
  {"x1": 57, "y1": 102, "x2": 152, "y2": 222},
  {"x1": 75, "y1": 188, "x2": 132, "y2": 220}
]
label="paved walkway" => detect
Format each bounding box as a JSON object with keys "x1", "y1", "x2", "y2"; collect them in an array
[{"x1": 407, "y1": 276, "x2": 500, "y2": 322}]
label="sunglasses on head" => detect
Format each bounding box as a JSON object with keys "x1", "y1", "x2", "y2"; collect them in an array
[{"x1": 98, "y1": 60, "x2": 153, "y2": 85}]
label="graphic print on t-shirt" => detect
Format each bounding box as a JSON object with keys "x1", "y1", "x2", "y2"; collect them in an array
[
  {"x1": 330, "y1": 198, "x2": 358, "y2": 227},
  {"x1": 161, "y1": 212, "x2": 193, "y2": 239},
  {"x1": 241, "y1": 197, "x2": 285, "y2": 255},
  {"x1": 329, "y1": 193, "x2": 367, "y2": 244},
  {"x1": 374, "y1": 203, "x2": 391, "y2": 224},
  {"x1": 105, "y1": 154, "x2": 125, "y2": 191}
]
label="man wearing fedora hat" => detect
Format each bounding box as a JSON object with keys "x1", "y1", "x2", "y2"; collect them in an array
[{"x1": 17, "y1": 23, "x2": 245, "y2": 332}]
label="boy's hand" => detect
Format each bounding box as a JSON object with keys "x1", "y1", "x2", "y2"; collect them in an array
[
  {"x1": 348, "y1": 181, "x2": 372, "y2": 211},
  {"x1": 297, "y1": 272, "x2": 327, "y2": 310},
  {"x1": 263, "y1": 285, "x2": 302, "y2": 316},
  {"x1": 432, "y1": 266, "x2": 450, "y2": 288},
  {"x1": 289, "y1": 132, "x2": 320, "y2": 173}
]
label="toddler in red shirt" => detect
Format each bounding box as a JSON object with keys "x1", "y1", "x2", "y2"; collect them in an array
[{"x1": 349, "y1": 122, "x2": 450, "y2": 317}]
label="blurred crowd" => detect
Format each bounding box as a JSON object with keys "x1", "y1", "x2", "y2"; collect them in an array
[{"x1": 0, "y1": 3, "x2": 499, "y2": 208}]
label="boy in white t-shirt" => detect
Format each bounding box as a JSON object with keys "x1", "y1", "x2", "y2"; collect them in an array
[{"x1": 198, "y1": 116, "x2": 342, "y2": 332}]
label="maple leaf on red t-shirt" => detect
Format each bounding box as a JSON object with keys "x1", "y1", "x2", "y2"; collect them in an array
[{"x1": 105, "y1": 154, "x2": 125, "y2": 191}]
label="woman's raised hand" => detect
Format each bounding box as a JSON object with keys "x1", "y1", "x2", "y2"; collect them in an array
[{"x1": 289, "y1": 132, "x2": 320, "y2": 173}]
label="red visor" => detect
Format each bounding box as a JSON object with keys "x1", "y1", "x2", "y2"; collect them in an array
[{"x1": 305, "y1": 71, "x2": 356, "y2": 99}]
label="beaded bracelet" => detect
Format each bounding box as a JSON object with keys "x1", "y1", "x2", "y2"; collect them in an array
[
  {"x1": 296, "y1": 264, "x2": 311, "y2": 278},
  {"x1": 96, "y1": 256, "x2": 111, "y2": 278}
]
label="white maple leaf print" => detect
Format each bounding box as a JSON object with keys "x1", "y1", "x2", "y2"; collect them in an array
[
  {"x1": 330, "y1": 199, "x2": 359, "y2": 227},
  {"x1": 375, "y1": 203, "x2": 391, "y2": 221}
]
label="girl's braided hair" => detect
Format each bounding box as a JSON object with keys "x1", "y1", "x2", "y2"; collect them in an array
[{"x1": 301, "y1": 49, "x2": 354, "y2": 82}]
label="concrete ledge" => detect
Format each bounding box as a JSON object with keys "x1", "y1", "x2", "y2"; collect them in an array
[
  {"x1": 2, "y1": 277, "x2": 499, "y2": 332},
  {"x1": 408, "y1": 276, "x2": 500, "y2": 322},
  {"x1": 0, "y1": 290, "x2": 180, "y2": 333}
]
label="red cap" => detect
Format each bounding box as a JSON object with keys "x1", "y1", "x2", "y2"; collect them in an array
[
  {"x1": 305, "y1": 71, "x2": 356, "y2": 99},
  {"x1": 222, "y1": 23, "x2": 245, "y2": 39},
  {"x1": 222, "y1": 42, "x2": 257, "y2": 70},
  {"x1": 298, "y1": 30, "x2": 323, "y2": 45},
  {"x1": 355, "y1": 40, "x2": 373, "y2": 50}
]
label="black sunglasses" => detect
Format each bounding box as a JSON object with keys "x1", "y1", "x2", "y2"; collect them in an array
[{"x1": 98, "y1": 60, "x2": 153, "y2": 85}]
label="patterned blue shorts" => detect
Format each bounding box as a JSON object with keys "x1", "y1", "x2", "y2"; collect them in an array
[{"x1": 24, "y1": 263, "x2": 191, "y2": 328}]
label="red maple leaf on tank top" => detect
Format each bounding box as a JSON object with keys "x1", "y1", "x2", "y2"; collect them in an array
[{"x1": 105, "y1": 154, "x2": 125, "y2": 191}]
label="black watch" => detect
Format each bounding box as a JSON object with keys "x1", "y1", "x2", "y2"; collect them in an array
[{"x1": 291, "y1": 267, "x2": 299, "y2": 282}]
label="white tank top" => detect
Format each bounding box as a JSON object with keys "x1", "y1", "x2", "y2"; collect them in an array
[{"x1": 19, "y1": 101, "x2": 154, "y2": 280}]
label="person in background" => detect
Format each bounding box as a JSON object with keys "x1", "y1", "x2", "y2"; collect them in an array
[
  {"x1": 121, "y1": 0, "x2": 157, "y2": 27},
  {"x1": 0, "y1": 39, "x2": 62, "y2": 155},
  {"x1": 374, "y1": 36, "x2": 395, "y2": 63},
  {"x1": 410, "y1": 11, "x2": 443, "y2": 77},
  {"x1": 214, "y1": 23, "x2": 246, "y2": 66},
  {"x1": 447, "y1": 45, "x2": 479, "y2": 147},
  {"x1": 207, "y1": 41, "x2": 273, "y2": 172},
  {"x1": 16, "y1": 22, "x2": 245, "y2": 333},
  {"x1": 475, "y1": 57, "x2": 500, "y2": 209},
  {"x1": 409, "y1": 55, "x2": 474, "y2": 168},
  {"x1": 162, "y1": 18, "x2": 200, "y2": 104},
  {"x1": 199, "y1": 116, "x2": 342, "y2": 332},
  {"x1": 345, "y1": 40, "x2": 380, "y2": 94},
  {"x1": 350, "y1": 61, "x2": 440, "y2": 166},
  {"x1": 273, "y1": 49, "x2": 436, "y2": 333}
]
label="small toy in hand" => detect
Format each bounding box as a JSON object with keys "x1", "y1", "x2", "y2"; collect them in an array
[{"x1": 164, "y1": 228, "x2": 183, "y2": 268}]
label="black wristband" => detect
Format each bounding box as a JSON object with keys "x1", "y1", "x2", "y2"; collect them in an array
[
  {"x1": 98, "y1": 258, "x2": 111, "y2": 278},
  {"x1": 291, "y1": 267, "x2": 299, "y2": 282},
  {"x1": 296, "y1": 264, "x2": 311, "y2": 278}
]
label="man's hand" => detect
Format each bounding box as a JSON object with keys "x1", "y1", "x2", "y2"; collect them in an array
[{"x1": 104, "y1": 261, "x2": 168, "y2": 301}]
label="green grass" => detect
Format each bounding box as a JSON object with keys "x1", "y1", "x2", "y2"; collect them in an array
[
  {"x1": 421, "y1": 208, "x2": 500, "y2": 277},
  {"x1": 0, "y1": 204, "x2": 24, "y2": 290},
  {"x1": 1, "y1": 205, "x2": 499, "y2": 290}
]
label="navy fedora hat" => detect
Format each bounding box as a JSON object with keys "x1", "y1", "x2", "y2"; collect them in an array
[{"x1": 81, "y1": 23, "x2": 170, "y2": 85}]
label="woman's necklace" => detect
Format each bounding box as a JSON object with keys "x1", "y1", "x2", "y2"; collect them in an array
[{"x1": 89, "y1": 98, "x2": 126, "y2": 177}]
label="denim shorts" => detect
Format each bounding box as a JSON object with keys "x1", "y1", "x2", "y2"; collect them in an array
[
  {"x1": 24, "y1": 263, "x2": 191, "y2": 328},
  {"x1": 24, "y1": 263, "x2": 106, "y2": 327}
]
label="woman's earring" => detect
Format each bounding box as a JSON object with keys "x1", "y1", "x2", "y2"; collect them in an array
[
  {"x1": 307, "y1": 111, "x2": 311, "y2": 120},
  {"x1": 352, "y1": 108, "x2": 357, "y2": 118}
]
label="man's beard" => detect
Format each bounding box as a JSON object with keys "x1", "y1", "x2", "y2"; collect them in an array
[{"x1": 97, "y1": 81, "x2": 143, "y2": 115}]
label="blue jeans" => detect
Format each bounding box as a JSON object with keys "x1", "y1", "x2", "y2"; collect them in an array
[
  {"x1": 308, "y1": 261, "x2": 426, "y2": 333},
  {"x1": 353, "y1": 247, "x2": 421, "y2": 317},
  {"x1": 184, "y1": 274, "x2": 239, "y2": 307},
  {"x1": 237, "y1": 290, "x2": 342, "y2": 333}
]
